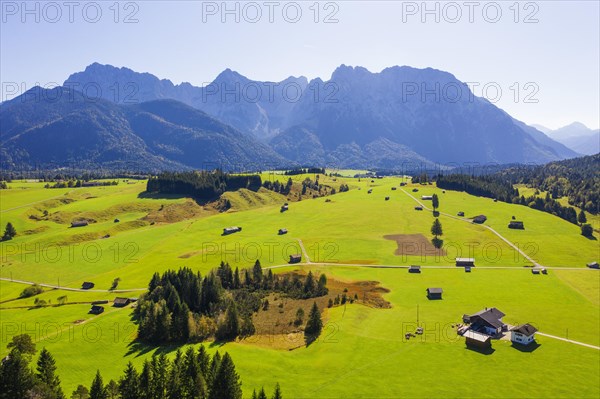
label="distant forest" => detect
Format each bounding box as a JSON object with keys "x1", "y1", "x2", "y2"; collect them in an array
[
  {"x1": 146, "y1": 171, "x2": 262, "y2": 202},
  {"x1": 433, "y1": 154, "x2": 599, "y2": 224},
  {"x1": 494, "y1": 154, "x2": 599, "y2": 214}
]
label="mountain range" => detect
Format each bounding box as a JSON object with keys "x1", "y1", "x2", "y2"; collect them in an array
[
  {"x1": 0, "y1": 86, "x2": 285, "y2": 171},
  {"x1": 0, "y1": 63, "x2": 585, "y2": 171},
  {"x1": 533, "y1": 122, "x2": 599, "y2": 156}
]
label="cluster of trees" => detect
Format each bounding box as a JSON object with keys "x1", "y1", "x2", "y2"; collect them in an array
[
  {"x1": 0, "y1": 333, "x2": 282, "y2": 399},
  {"x1": 521, "y1": 193, "x2": 579, "y2": 225},
  {"x1": 78, "y1": 347, "x2": 279, "y2": 399},
  {"x1": 435, "y1": 174, "x2": 583, "y2": 226},
  {"x1": 135, "y1": 264, "x2": 328, "y2": 344},
  {"x1": 2, "y1": 222, "x2": 17, "y2": 241},
  {"x1": 262, "y1": 178, "x2": 293, "y2": 195},
  {"x1": 435, "y1": 174, "x2": 519, "y2": 203},
  {"x1": 19, "y1": 284, "x2": 44, "y2": 298},
  {"x1": 0, "y1": 334, "x2": 65, "y2": 399},
  {"x1": 146, "y1": 171, "x2": 262, "y2": 202},
  {"x1": 283, "y1": 168, "x2": 325, "y2": 175},
  {"x1": 44, "y1": 180, "x2": 118, "y2": 189},
  {"x1": 495, "y1": 154, "x2": 599, "y2": 214},
  {"x1": 0, "y1": 181, "x2": 8, "y2": 189},
  {"x1": 410, "y1": 173, "x2": 431, "y2": 184}
]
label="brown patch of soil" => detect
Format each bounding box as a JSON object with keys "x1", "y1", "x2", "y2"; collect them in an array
[
  {"x1": 178, "y1": 250, "x2": 203, "y2": 259},
  {"x1": 144, "y1": 200, "x2": 215, "y2": 224},
  {"x1": 384, "y1": 234, "x2": 446, "y2": 256},
  {"x1": 251, "y1": 272, "x2": 390, "y2": 339}
]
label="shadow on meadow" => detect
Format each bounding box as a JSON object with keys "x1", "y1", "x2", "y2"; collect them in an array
[
  {"x1": 137, "y1": 192, "x2": 188, "y2": 201},
  {"x1": 465, "y1": 345, "x2": 496, "y2": 356},
  {"x1": 511, "y1": 341, "x2": 541, "y2": 353}
]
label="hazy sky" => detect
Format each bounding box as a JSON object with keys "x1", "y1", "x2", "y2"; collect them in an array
[{"x1": 1, "y1": 1, "x2": 599, "y2": 129}]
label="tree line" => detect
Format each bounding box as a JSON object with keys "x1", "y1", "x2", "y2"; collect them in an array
[
  {"x1": 146, "y1": 171, "x2": 262, "y2": 203},
  {"x1": 283, "y1": 168, "x2": 325, "y2": 175},
  {"x1": 494, "y1": 154, "x2": 599, "y2": 215},
  {"x1": 135, "y1": 263, "x2": 327, "y2": 344},
  {"x1": 435, "y1": 174, "x2": 583, "y2": 226}
]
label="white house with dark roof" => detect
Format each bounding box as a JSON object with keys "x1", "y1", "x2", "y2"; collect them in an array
[{"x1": 510, "y1": 324, "x2": 538, "y2": 345}]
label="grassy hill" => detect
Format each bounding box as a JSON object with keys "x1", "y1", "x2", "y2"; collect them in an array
[{"x1": 0, "y1": 174, "x2": 598, "y2": 397}]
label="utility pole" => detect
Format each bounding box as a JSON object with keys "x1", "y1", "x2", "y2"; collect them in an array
[{"x1": 417, "y1": 304, "x2": 420, "y2": 326}]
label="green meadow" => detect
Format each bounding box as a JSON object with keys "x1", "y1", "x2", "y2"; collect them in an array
[{"x1": 0, "y1": 176, "x2": 598, "y2": 397}]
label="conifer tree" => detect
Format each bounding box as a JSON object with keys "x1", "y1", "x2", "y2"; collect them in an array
[
  {"x1": 272, "y1": 383, "x2": 283, "y2": 399},
  {"x1": 90, "y1": 370, "x2": 107, "y2": 399},
  {"x1": 36, "y1": 347, "x2": 64, "y2": 398},
  {"x1": 208, "y1": 353, "x2": 242, "y2": 399},
  {"x1": 304, "y1": 302, "x2": 323, "y2": 344},
  {"x1": 118, "y1": 362, "x2": 140, "y2": 399}
]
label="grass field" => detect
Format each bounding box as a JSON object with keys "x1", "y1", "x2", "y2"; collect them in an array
[{"x1": 1, "y1": 176, "x2": 598, "y2": 397}]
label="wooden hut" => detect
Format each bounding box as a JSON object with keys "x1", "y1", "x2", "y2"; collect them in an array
[
  {"x1": 457, "y1": 211, "x2": 465, "y2": 217},
  {"x1": 278, "y1": 228, "x2": 288, "y2": 235},
  {"x1": 426, "y1": 287, "x2": 443, "y2": 300},
  {"x1": 456, "y1": 258, "x2": 475, "y2": 267},
  {"x1": 472, "y1": 215, "x2": 487, "y2": 224},
  {"x1": 222, "y1": 226, "x2": 242, "y2": 235},
  {"x1": 508, "y1": 221, "x2": 524, "y2": 229},
  {"x1": 385, "y1": 197, "x2": 390, "y2": 201},
  {"x1": 89, "y1": 305, "x2": 104, "y2": 315},
  {"x1": 409, "y1": 265, "x2": 421, "y2": 273},
  {"x1": 421, "y1": 195, "x2": 433, "y2": 200},
  {"x1": 414, "y1": 206, "x2": 423, "y2": 211},
  {"x1": 289, "y1": 254, "x2": 302, "y2": 264},
  {"x1": 586, "y1": 262, "x2": 599, "y2": 269},
  {"x1": 280, "y1": 204, "x2": 289, "y2": 213},
  {"x1": 113, "y1": 297, "x2": 131, "y2": 307},
  {"x1": 391, "y1": 187, "x2": 397, "y2": 190},
  {"x1": 81, "y1": 282, "x2": 95, "y2": 290},
  {"x1": 464, "y1": 330, "x2": 492, "y2": 349},
  {"x1": 71, "y1": 220, "x2": 88, "y2": 228}
]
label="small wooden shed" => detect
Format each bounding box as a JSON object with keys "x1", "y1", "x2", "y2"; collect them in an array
[
  {"x1": 278, "y1": 228, "x2": 288, "y2": 235},
  {"x1": 71, "y1": 220, "x2": 88, "y2": 228},
  {"x1": 508, "y1": 221, "x2": 524, "y2": 229},
  {"x1": 464, "y1": 330, "x2": 492, "y2": 349},
  {"x1": 456, "y1": 258, "x2": 475, "y2": 267},
  {"x1": 89, "y1": 305, "x2": 104, "y2": 315},
  {"x1": 289, "y1": 254, "x2": 302, "y2": 264},
  {"x1": 409, "y1": 265, "x2": 421, "y2": 273},
  {"x1": 426, "y1": 287, "x2": 443, "y2": 300},
  {"x1": 222, "y1": 226, "x2": 242, "y2": 235},
  {"x1": 113, "y1": 297, "x2": 131, "y2": 307},
  {"x1": 81, "y1": 282, "x2": 95, "y2": 290}
]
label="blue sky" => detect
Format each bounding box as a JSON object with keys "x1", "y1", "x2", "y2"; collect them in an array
[{"x1": 1, "y1": 0, "x2": 598, "y2": 129}]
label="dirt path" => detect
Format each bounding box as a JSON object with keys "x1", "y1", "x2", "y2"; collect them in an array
[
  {"x1": 0, "y1": 191, "x2": 78, "y2": 214},
  {"x1": 297, "y1": 238, "x2": 311, "y2": 263},
  {"x1": 399, "y1": 188, "x2": 541, "y2": 267},
  {"x1": 536, "y1": 332, "x2": 600, "y2": 350},
  {"x1": 0, "y1": 277, "x2": 146, "y2": 293}
]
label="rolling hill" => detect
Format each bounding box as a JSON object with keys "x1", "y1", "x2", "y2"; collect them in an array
[{"x1": 0, "y1": 86, "x2": 286, "y2": 171}]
